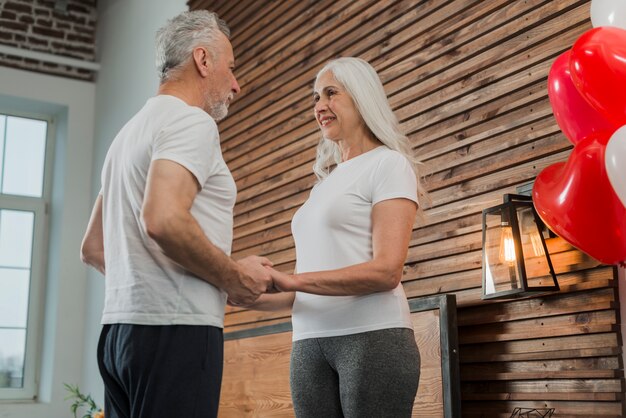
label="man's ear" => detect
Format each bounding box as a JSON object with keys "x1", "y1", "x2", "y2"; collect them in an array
[{"x1": 192, "y1": 47, "x2": 211, "y2": 77}]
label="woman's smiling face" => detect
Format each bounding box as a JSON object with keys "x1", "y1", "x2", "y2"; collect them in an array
[{"x1": 313, "y1": 71, "x2": 365, "y2": 142}]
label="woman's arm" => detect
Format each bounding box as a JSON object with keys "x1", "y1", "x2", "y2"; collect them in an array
[
  {"x1": 233, "y1": 292, "x2": 295, "y2": 311},
  {"x1": 270, "y1": 198, "x2": 417, "y2": 296}
]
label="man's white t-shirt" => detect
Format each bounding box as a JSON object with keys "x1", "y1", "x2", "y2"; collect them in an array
[
  {"x1": 291, "y1": 146, "x2": 417, "y2": 341},
  {"x1": 100, "y1": 95, "x2": 236, "y2": 327}
]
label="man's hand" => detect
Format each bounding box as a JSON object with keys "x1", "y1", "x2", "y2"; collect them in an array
[{"x1": 227, "y1": 256, "x2": 274, "y2": 305}]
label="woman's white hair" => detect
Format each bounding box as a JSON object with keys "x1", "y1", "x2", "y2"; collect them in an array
[
  {"x1": 155, "y1": 10, "x2": 230, "y2": 83},
  {"x1": 313, "y1": 57, "x2": 427, "y2": 203}
]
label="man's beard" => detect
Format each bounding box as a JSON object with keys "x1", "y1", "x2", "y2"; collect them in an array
[
  {"x1": 205, "y1": 89, "x2": 231, "y2": 121},
  {"x1": 207, "y1": 100, "x2": 228, "y2": 121}
]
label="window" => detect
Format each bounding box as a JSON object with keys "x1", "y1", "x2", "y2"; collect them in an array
[{"x1": 0, "y1": 112, "x2": 53, "y2": 400}]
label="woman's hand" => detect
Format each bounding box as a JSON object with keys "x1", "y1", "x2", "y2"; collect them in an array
[{"x1": 266, "y1": 266, "x2": 297, "y2": 292}]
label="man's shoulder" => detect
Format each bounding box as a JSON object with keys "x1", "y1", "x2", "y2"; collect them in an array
[
  {"x1": 160, "y1": 96, "x2": 215, "y2": 124},
  {"x1": 141, "y1": 95, "x2": 216, "y2": 131}
]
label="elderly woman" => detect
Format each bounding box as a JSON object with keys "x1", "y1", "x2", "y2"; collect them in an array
[{"x1": 249, "y1": 57, "x2": 424, "y2": 418}]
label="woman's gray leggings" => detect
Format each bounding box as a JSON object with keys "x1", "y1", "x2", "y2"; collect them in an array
[{"x1": 290, "y1": 328, "x2": 420, "y2": 418}]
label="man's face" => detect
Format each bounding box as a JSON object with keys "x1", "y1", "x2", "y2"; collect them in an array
[{"x1": 204, "y1": 33, "x2": 240, "y2": 121}]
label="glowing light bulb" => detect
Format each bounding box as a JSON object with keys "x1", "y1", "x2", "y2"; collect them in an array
[{"x1": 500, "y1": 226, "x2": 516, "y2": 264}]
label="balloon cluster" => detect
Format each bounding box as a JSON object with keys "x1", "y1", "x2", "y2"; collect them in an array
[{"x1": 532, "y1": 1, "x2": 626, "y2": 265}]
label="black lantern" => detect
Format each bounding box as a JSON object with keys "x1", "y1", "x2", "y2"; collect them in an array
[{"x1": 481, "y1": 194, "x2": 559, "y2": 300}]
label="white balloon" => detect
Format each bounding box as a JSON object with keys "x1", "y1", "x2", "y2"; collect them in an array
[
  {"x1": 605, "y1": 125, "x2": 626, "y2": 208},
  {"x1": 591, "y1": 0, "x2": 626, "y2": 29}
]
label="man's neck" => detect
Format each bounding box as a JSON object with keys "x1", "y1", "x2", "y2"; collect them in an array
[{"x1": 158, "y1": 79, "x2": 205, "y2": 111}]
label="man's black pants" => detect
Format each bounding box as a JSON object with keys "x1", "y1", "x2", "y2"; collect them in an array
[{"x1": 97, "y1": 324, "x2": 224, "y2": 418}]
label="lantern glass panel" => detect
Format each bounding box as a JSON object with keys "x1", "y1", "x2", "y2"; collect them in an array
[
  {"x1": 483, "y1": 209, "x2": 522, "y2": 296},
  {"x1": 516, "y1": 205, "x2": 553, "y2": 286}
]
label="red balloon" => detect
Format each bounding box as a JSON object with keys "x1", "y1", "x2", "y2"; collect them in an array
[
  {"x1": 570, "y1": 26, "x2": 626, "y2": 126},
  {"x1": 548, "y1": 51, "x2": 618, "y2": 145},
  {"x1": 533, "y1": 133, "x2": 626, "y2": 265}
]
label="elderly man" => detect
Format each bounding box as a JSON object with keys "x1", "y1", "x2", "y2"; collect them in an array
[{"x1": 80, "y1": 10, "x2": 272, "y2": 418}]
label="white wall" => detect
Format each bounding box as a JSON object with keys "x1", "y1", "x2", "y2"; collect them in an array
[
  {"x1": 0, "y1": 67, "x2": 96, "y2": 418},
  {"x1": 81, "y1": 0, "x2": 187, "y2": 407},
  {"x1": 0, "y1": 1, "x2": 187, "y2": 416}
]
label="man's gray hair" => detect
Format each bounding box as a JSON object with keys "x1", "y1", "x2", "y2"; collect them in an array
[{"x1": 155, "y1": 10, "x2": 230, "y2": 83}]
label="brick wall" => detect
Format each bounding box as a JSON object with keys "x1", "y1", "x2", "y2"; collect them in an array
[{"x1": 0, "y1": 0, "x2": 97, "y2": 81}]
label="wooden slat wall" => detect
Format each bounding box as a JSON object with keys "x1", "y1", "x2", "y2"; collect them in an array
[{"x1": 190, "y1": 0, "x2": 625, "y2": 416}]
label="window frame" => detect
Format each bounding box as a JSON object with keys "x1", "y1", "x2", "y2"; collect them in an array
[{"x1": 0, "y1": 109, "x2": 55, "y2": 400}]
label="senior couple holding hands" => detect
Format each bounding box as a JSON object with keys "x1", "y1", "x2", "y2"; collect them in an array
[{"x1": 81, "y1": 9, "x2": 425, "y2": 418}]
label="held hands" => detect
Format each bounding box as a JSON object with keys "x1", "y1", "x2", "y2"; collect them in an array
[
  {"x1": 227, "y1": 258, "x2": 298, "y2": 307},
  {"x1": 265, "y1": 267, "x2": 297, "y2": 292},
  {"x1": 228, "y1": 255, "x2": 274, "y2": 306}
]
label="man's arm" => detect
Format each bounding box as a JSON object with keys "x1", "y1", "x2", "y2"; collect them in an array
[
  {"x1": 81, "y1": 194, "x2": 106, "y2": 275},
  {"x1": 141, "y1": 159, "x2": 272, "y2": 305}
]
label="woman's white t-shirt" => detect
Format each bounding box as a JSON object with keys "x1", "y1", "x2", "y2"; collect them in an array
[{"x1": 291, "y1": 146, "x2": 417, "y2": 341}]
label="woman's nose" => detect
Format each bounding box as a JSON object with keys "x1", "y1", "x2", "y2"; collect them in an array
[{"x1": 314, "y1": 99, "x2": 327, "y2": 113}]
